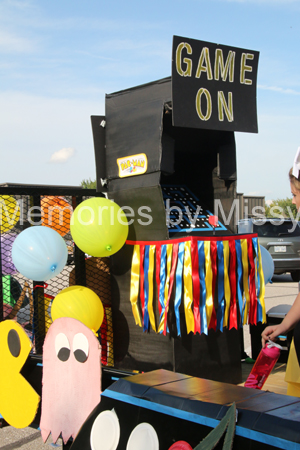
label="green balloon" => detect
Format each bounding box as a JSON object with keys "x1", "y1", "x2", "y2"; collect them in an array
[{"x1": 70, "y1": 198, "x2": 128, "y2": 257}]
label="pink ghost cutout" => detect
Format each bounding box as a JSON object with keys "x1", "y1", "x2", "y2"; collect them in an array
[{"x1": 40, "y1": 317, "x2": 101, "y2": 444}]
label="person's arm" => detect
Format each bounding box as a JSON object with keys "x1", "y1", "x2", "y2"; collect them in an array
[{"x1": 261, "y1": 291, "x2": 300, "y2": 347}]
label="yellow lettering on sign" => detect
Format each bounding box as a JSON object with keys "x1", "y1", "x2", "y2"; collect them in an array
[
  {"x1": 141, "y1": 161, "x2": 145, "y2": 168},
  {"x1": 214, "y1": 49, "x2": 235, "y2": 82},
  {"x1": 240, "y1": 53, "x2": 254, "y2": 85},
  {"x1": 121, "y1": 163, "x2": 125, "y2": 171},
  {"x1": 132, "y1": 159, "x2": 137, "y2": 167},
  {"x1": 196, "y1": 47, "x2": 213, "y2": 80},
  {"x1": 218, "y1": 91, "x2": 234, "y2": 122},
  {"x1": 195, "y1": 88, "x2": 212, "y2": 121},
  {"x1": 176, "y1": 42, "x2": 193, "y2": 77}
]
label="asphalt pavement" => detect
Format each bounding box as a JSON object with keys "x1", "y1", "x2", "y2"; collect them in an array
[
  {"x1": 0, "y1": 426, "x2": 62, "y2": 449},
  {"x1": 0, "y1": 273, "x2": 298, "y2": 449},
  {"x1": 243, "y1": 273, "x2": 299, "y2": 357}
]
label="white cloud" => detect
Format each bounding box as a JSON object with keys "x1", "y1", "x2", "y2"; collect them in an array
[
  {"x1": 0, "y1": 30, "x2": 37, "y2": 53},
  {"x1": 49, "y1": 147, "x2": 76, "y2": 163},
  {"x1": 258, "y1": 84, "x2": 300, "y2": 96},
  {"x1": 0, "y1": 91, "x2": 102, "y2": 186}
]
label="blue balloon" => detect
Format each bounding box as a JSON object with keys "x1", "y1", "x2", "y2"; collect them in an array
[
  {"x1": 12, "y1": 226, "x2": 68, "y2": 281},
  {"x1": 259, "y1": 245, "x2": 274, "y2": 285}
]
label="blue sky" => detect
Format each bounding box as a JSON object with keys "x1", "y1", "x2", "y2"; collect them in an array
[{"x1": 0, "y1": 0, "x2": 299, "y2": 202}]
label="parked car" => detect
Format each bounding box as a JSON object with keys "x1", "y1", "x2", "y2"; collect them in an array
[{"x1": 238, "y1": 218, "x2": 300, "y2": 281}]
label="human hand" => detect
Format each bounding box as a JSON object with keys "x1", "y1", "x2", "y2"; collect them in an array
[{"x1": 261, "y1": 325, "x2": 281, "y2": 348}]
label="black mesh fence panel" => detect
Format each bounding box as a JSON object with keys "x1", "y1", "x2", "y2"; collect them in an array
[{"x1": 0, "y1": 186, "x2": 113, "y2": 362}]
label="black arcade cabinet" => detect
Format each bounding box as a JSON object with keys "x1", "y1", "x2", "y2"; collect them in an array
[{"x1": 91, "y1": 36, "x2": 259, "y2": 384}]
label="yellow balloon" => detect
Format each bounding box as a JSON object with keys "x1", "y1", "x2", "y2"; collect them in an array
[
  {"x1": 70, "y1": 197, "x2": 128, "y2": 257},
  {"x1": 51, "y1": 286, "x2": 104, "y2": 333},
  {"x1": 0, "y1": 195, "x2": 20, "y2": 233}
]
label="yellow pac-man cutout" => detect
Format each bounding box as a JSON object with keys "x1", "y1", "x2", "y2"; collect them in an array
[{"x1": 0, "y1": 320, "x2": 40, "y2": 428}]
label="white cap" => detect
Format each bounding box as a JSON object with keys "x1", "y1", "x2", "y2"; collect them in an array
[{"x1": 292, "y1": 147, "x2": 300, "y2": 178}]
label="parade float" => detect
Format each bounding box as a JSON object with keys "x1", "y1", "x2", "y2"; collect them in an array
[{"x1": 1, "y1": 36, "x2": 299, "y2": 450}]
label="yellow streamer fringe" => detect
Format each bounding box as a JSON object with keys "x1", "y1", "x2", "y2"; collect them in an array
[
  {"x1": 183, "y1": 240, "x2": 194, "y2": 334},
  {"x1": 257, "y1": 244, "x2": 266, "y2": 323},
  {"x1": 204, "y1": 241, "x2": 213, "y2": 328},
  {"x1": 223, "y1": 241, "x2": 231, "y2": 328},
  {"x1": 148, "y1": 245, "x2": 157, "y2": 332},
  {"x1": 241, "y1": 239, "x2": 250, "y2": 325},
  {"x1": 158, "y1": 244, "x2": 173, "y2": 333},
  {"x1": 130, "y1": 245, "x2": 142, "y2": 327}
]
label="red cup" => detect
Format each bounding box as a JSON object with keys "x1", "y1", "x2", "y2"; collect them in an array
[
  {"x1": 244, "y1": 342, "x2": 281, "y2": 389},
  {"x1": 168, "y1": 441, "x2": 193, "y2": 450}
]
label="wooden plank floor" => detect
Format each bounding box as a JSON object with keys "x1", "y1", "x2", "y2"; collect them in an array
[{"x1": 238, "y1": 361, "x2": 288, "y2": 395}]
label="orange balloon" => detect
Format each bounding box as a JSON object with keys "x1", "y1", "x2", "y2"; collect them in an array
[{"x1": 41, "y1": 196, "x2": 72, "y2": 237}]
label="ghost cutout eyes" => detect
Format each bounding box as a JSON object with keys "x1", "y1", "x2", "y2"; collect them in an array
[
  {"x1": 73, "y1": 333, "x2": 89, "y2": 363},
  {"x1": 55, "y1": 333, "x2": 71, "y2": 362},
  {"x1": 55, "y1": 332, "x2": 89, "y2": 363}
]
